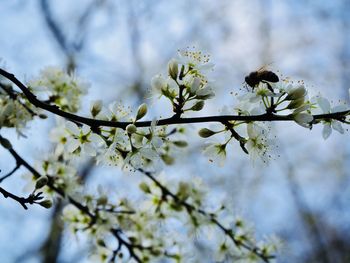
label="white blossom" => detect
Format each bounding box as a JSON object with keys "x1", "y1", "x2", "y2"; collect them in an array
[
  {"x1": 317, "y1": 96, "x2": 346, "y2": 139},
  {"x1": 28, "y1": 66, "x2": 88, "y2": 112},
  {"x1": 293, "y1": 112, "x2": 313, "y2": 128},
  {"x1": 0, "y1": 97, "x2": 33, "y2": 131},
  {"x1": 246, "y1": 124, "x2": 271, "y2": 164},
  {"x1": 151, "y1": 74, "x2": 167, "y2": 93},
  {"x1": 177, "y1": 48, "x2": 214, "y2": 73},
  {"x1": 203, "y1": 143, "x2": 227, "y2": 166},
  {"x1": 65, "y1": 122, "x2": 105, "y2": 156}
]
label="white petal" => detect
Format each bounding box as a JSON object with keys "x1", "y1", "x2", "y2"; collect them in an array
[
  {"x1": 190, "y1": 77, "x2": 201, "y2": 93},
  {"x1": 167, "y1": 78, "x2": 178, "y2": 92},
  {"x1": 238, "y1": 93, "x2": 254, "y2": 102},
  {"x1": 67, "y1": 139, "x2": 80, "y2": 152},
  {"x1": 247, "y1": 124, "x2": 262, "y2": 138},
  {"x1": 322, "y1": 124, "x2": 332, "y2": 139},
  {"x1": 331, "y1": 121, "x2": 344, "y2": 134},
  {"x1": 81, "y1": 125, "x2": 90, "y2": 134},
  {"x1": 152, "y1": 137, "x2": 163, "y2": 148},
  {"x1": 66, "y1": 121, "x2": 80, "y2": 134},
  {"x1": 293, "y1": 104, "x2": 311, "y2": 114},
  {"x1": 250, "y1": 105, "x2": 265, "y2": 115},
  {"x1": 249, "y1": 95, "x2": 261, "y2": 103},
  {"x1": 317, "y1": 97, "x2": 331, "y2": 113},
  {"x1": 55, "y1": 144, "x2": 64, "y2": 155},
  {"x1": 197, "y1": 62, "x2": 214, "y2": 70},
  {"x1": 332, "y1": 105, "x2": 347, "y2": 113},
  {"x1": 151, "y1": 75, "x2": 166, "y2": 91},
  {"x1": 90, "y1": 133, "x2": 105, "y2": 146},
  {"x1": 151, "y1": 118, "x2": 158, "y2": 130},
  {"x1": 140, "y1": 148, "x2": 158, "y2": 160},
  {"x1": 196, "y1": 86, "x2": 212, "y2": 96},
  {"x1": 294, "y1": 113, "x2": 313, "y2": 128},
  {"x1": 83, "y1": 144, "x2": 96, "y2": 156}
]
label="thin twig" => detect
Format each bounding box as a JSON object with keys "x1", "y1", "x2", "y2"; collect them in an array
[
  {"x1": 0, "y1": 186, "x2": 43, "y2": 210},
  {"x1": 0, "y1": 163, "x2": 20, "y2": 183}
]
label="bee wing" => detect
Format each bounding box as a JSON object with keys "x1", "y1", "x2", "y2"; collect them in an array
[
  {"x1": 257, "y1": 63, "x2": 274, "y2": 73},
  {"x1": 257, "y1": 65, "x2": 268, "y2": 72}
]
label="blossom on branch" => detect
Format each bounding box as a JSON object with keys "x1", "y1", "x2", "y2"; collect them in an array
[{"x1": 28, "y1": 66, "x2": 88, "y2": 112}]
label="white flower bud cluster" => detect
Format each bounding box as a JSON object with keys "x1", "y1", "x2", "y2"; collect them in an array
[
  {"x1": 28, "y1": 67, "x2": 88, "y2": 113},
  {"x1": 0, "y1": 85, "x2": 36, "y2": 131},
  {"x1": 152, "y1": 48, "x2": 215, "y2": 116}
]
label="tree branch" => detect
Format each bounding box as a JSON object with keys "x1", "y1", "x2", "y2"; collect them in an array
[
  {"x1": 0, "y1": 186, "x2": 43, "y2": 210},
  {"x1": 0, "y1": 68, "x2": 349, "y2": 130},
  {"x1": 0, "y1": 163, "x2": 20, "y2": 183},
  {"x1": 138, "y1": 168, "x2": 274, "y2": 262}
]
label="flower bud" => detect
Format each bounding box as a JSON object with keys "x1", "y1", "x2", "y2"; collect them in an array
[
  {"x1": 151, "y1": 75, "x2": 167, "y2": 92},
  {"x1": 168, "y1": 59, "x2": 178, "y2": 80},
  {"x1": 97, "y1": 196, "x2": 108, "y2": 206},
  {"x1": 39, "y1": 199, "x2": 53, "y2": 209},
  {"x1": 173, "y1": 141, "x2": 188, "y2": 147},
  {"x1": 90, "y1": 100, "x2": 102, "y2": 117},
  {"x1": 177, "y1": 182, "x2": 190, "y2": 200},
  {"x1": 135, "y1": 103, "x2": 147, "y2": 121},
  {"x1": 139, "y1": 182, "x2": 151, "y2": 193},
  {"x1": 293, "y1": 104, "x2": 311, "y2": 114},
  {"x1": 198, "y1": 128, "x2": 216, "y2": 138},
  {"x1": 287, "y1": 97, "x2": 304, "y2": 109},
  {"x1": 97, "y1": 239, "x2": 106, "y2": 247},
  {"x1": 196, "y1": 86, "x2": 215, "y2": 100},
  {"x1": 190, "y1": 101, "x2": 205, "y2": 111},
  {"x1": 126, "y1": 124, "x2": 137, "y2": 134},
  {"x1": 161, "y1": 154, "x2": 174, "y2": 165},
  {"x1": 190, "y1": 77, "x2": 201, "y2": 94},
  {"x1": 285, "y1": 86, "x2": 306, "y2": 100},
  {"x1": 35, "y1": 176, "x2": 48, "y2": 189},
  {"x1": 0, "y1": 137, "x2": 12, "y2": 149},
  {"x1": 293, "y1": 113, "x2": 313, "y2": 128}
]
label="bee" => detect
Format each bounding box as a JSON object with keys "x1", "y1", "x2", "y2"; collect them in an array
[{"x1": 245, "y1": 67, "x2": 279, "y2": 89}]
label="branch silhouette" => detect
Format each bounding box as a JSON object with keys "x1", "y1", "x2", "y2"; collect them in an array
[{"x1": 1, "y1": 68, "x2": 349, "y2": 130}]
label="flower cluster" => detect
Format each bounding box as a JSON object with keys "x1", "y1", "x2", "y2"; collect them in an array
[
  {"x1": 22, "y1": 153, "x2": 81, "y2": 200},
  {"x1": 152, "y1": 48, "x2": 215, "y2": 117},
  {"x1": 0, "y1": 82, "x2": 38, "y2": 132},
  {"x1": 199, "y1": 76, "x2": 349, "y2": 165},
  {"x1": 28, "y1": 67, "x2": 88, "y2": 112},
  {"x1": 314, "y1": 96, "x2": 347, "y2": 139},
  {"x1": 49, "y1": 100, "x2": 188, "y2": 172}
]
